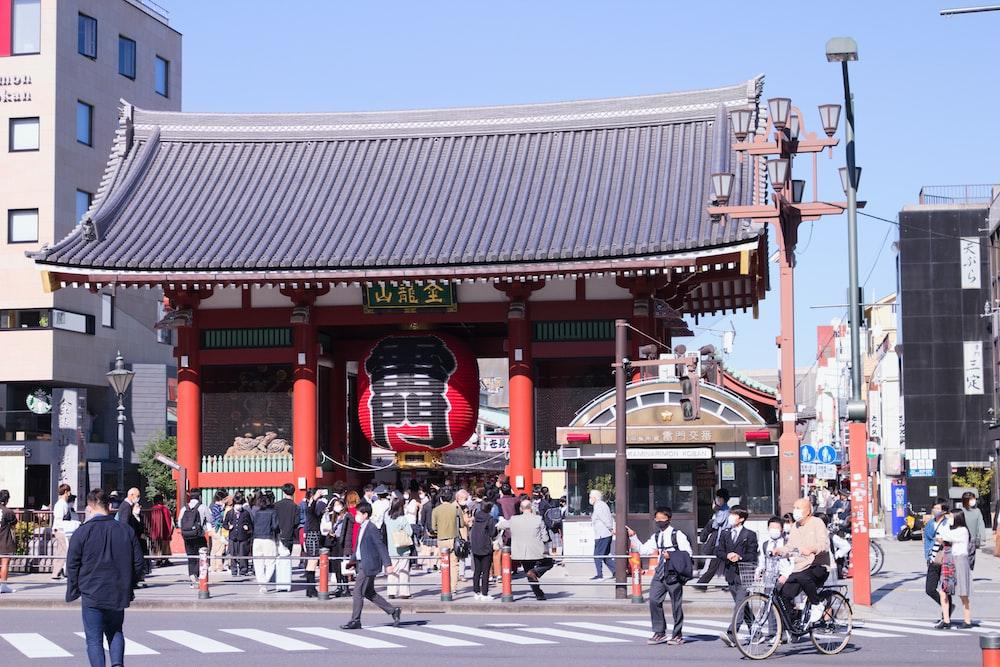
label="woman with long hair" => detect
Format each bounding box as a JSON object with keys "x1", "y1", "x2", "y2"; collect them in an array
[
  {"x1": 327, "y1": 495, "x2": 354, "y2": 598},
  {"x1": 384, "y1": 498, "x2": 413, "y2": 598},
  {"x1": 251, "y1": 492, "x2": 279, "y2": 593},
  {"x1": 937, "y1": 508, "x2": 973, "y2": 628}
]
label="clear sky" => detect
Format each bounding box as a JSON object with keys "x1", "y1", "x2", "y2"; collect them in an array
[{"x1": 165, "y1": 0, "x2": 999, "y2": 372}]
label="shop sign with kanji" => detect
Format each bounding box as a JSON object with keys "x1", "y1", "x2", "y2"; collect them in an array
[{"x1": 363, "y1": 281, "x2": 457, "y2": 312}]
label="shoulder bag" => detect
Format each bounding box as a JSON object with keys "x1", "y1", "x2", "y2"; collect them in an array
[{"x1": 452, "y1": 512, "x2": 471, "y2": 559}]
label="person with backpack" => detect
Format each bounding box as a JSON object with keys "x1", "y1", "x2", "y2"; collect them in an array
[
  {"x1": 628, "y1": 507, "x2": 694, "y2": 646},
  {"x1": 541, "y1": 492, "x2": 564, "y2": 556},
  {"x1": 178, "y1": 490, "x2": 211, "y2": 587},
  {"x1": 223, "y1": 492, "x2": 253, "y2": 577}
]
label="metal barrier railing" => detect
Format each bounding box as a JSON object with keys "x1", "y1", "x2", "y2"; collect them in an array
[{"x1": 0, "y1": 548, "x2": 732, "y2": 602}]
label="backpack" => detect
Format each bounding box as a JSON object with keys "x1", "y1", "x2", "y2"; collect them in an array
[
  {"x1": 180, "y1": 504, "x2": 204, "y2": 539},
  {"x1": 543, "y1": 507, "x2": 564, "y2": 530}
]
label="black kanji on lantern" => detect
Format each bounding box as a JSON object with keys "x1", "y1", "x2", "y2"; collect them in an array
[{"x1": 364, "y1": 335, "x2": 457, "y2": 449}]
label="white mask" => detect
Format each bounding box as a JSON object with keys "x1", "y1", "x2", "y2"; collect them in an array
[
  {"x1": 333, "y1": 503, "x2": 344, "y2": 513},
  {"x1": 792, "y1": 508, "x2": 804, "y2": 522},
  {"x1": 768, "y1": 528, "x2": 782, "y2": 540},
  {"x1": 969, "y1": 499, "x2": 977, "y2": 508}
]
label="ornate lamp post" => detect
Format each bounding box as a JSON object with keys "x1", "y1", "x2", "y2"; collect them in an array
[
  {"x1": 106, "y1": 351, "x2": 135, "y2": 491},
  {"x1": 707, "y1": 95, "x2": 854, "y2": 511}
]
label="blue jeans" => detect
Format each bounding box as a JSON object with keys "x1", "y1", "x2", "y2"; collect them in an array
[
  {"x1": 81, "y1": 606, "x2": 125, "y2": 667},
  {"x1": 593, "y1": 536, "x2": 616, "y2": 577}
]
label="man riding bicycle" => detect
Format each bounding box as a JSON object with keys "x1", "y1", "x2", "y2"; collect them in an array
[{"x1": 772, "y1": 498, "x2": 831, "y2": 626}]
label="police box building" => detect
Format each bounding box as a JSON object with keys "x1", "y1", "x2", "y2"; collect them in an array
[{"x1": 29, "y1": 78, "x2": 781, "y2": 535}]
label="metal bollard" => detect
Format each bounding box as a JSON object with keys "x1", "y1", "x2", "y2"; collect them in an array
[
  {"x1": 318, "y1": 548, "x2": 330, "y2": 601},
  {"x1": 630, "y1": 551, "x2": 643, "y2": 603},
  {"x1": 982, "y1": 634, "x2": 1000, "y2": 667},
  {"x1": 197, "y1": 547, "x2": 210, "y2": 600},
  {"x1": 501, "y1": 546, "x2": 513, "y2": 603},
  {"x1": 440, "y1": 548, "x2": 453, "y2": 601}
]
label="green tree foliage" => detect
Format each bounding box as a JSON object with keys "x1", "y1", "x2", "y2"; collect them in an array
[
  {"x1": 138, "y1": 432, "x2": 177, "y2": 512},
  {"x1": 586, "y1": 473, "x2": 616, "y2": 503},
  {"x1": 952, "y1": 468, "x2": 994, "y2": 500}
]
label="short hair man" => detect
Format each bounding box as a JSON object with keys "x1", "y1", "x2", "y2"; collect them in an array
[
  {"x1": 273, "y1": 482, "x2": 299, "y2": 593},
  {"x1": 696, "y1": 488, "x2": 731, "y2": 586},
  {"x1": 340, "y1": 501, "x2": 400, "y2": 630},
  {"x1": 505, "y1": 498, "x2": 554, "y2": 599},
  {"x1": 715, "y1": 505, "x2": 758, "y2": 648},
  {"x1": 628, "y1": 507, "x2": 693, "y2": 645},
  {"x1": 66, "y1": 489, "x2": 144, "y2": 667}
]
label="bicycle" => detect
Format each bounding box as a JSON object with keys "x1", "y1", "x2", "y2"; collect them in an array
[
  {"x1": 830, "y1": 517, "x2": 885, "y2": 576},
  {"x1": 730, "y1": 556, "x2": 853, "y2": 660}
]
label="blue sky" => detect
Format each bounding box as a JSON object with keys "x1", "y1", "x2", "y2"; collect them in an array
[{"x1": 167, "y1": 0, "x2": 998, "y2": 371}]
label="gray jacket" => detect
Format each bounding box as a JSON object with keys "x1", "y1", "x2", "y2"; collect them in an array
[
  {"x1": 963, "y1": 506, "x2": 986, "y2": 545},
  {"x1": 507, "y1": 513, "x2": 549, "y2": 561},
  {"x1": 591, "y1": 500, "x2": 614, "y2": 539}
]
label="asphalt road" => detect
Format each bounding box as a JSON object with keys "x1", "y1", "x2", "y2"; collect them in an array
[{"x1": 0, "y1": 608, "x2": 986, "y2": 666}]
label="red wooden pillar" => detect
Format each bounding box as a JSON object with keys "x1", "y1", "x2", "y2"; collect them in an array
[
  {"x1": 176, "y1": 323, "x2": 201, "y2": 501},
  {"x1": 293, "y1": 322, "x2": 318, "y2": 500},
  {"x1": 507, "y1": 303, "x2": 535, "y2": 495}
]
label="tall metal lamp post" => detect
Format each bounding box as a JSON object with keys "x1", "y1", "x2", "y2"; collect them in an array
[
  {"x1": 827, "y1": 35, "x2": 871, "y2": 607},
  {"x1": 106, "y1": 351, "x2": 135, "y2": 491}
]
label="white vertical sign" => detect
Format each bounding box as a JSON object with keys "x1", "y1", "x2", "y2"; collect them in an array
[
  {"x1": 868, "y1": 390, "x2": 882, "y2": 440},
  {"x1": 963, "y1": 341, "x2": 984, "y2": 395},
  {"x1": 960, "y1": 237, "x2": 981, "y2": 289}
]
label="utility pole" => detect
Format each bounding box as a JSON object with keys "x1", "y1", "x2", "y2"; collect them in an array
[{"x1": 613, "y1": 319, "x2": 628, "y2": 598}]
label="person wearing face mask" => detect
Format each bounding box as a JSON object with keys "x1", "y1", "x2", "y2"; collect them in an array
[
  {"x1": 326, "y1": 497, "x2": 354, "y2": 598},
  {"x1": 936, "y1": 508, "x2": 973, "y2": 628},
  {"x1": 923, "y1": 498, "x2": 953, "y2": 622},
  {"x1": 773, "y1": 498, "x2": 830, "y2": 627},
  {"x1": 627, "y1": 508, "x2": 694, "y2": 646},
  {"x1": 696, "y1": 488, "x2": 731, "y2": 588},
  {"x1": 714, "y1": 506, "x2": 758, "y2": 648},
  {"x1": 960, "y1": 492, "x2": 985, "y2": 570},
  {"x1": 223, "y1": 492, "x2": 253, "y2": 577}
]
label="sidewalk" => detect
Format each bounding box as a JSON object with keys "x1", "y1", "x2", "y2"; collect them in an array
[{"x1": 1, "y1": 538, "x2": 996, "y2": 620}]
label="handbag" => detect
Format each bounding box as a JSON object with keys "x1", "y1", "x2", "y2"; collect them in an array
[
  {"x1": 452, "y1": 512, "x2": 471, "y2": 559},
  {"x1": 393, "y1": 528, "x2": 413, "y2": 548}
]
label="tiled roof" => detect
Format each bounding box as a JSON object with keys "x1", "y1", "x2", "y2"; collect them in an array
[{"x1": 32, "y1": 77, "x2": 765, "y2": 275}]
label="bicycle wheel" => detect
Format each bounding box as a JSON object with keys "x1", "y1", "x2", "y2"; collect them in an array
[
  {"x1": 733, "y1": 593, "x2": 782, "y2": 660},
  {"x1": 810, "y1": 590, "x2": 853, "y2": 655},
  {"x1": 869, "y1": 541, "x2": 885, "y2": 576}
]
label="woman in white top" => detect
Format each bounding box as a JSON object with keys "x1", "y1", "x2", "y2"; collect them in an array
[
  {"x1": 50, "y1": 484, "x2": 73, "y2": 580},
  {"x1": 936, "y1": 509, "x2": 972, "y2": 628}
]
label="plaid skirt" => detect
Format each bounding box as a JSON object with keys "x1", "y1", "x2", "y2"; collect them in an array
[{"x1": 304, "y1": 531, "x2": 322, "y2": 558}]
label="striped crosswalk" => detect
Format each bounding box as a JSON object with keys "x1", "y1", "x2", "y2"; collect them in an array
[{"x1": 0, "y1": 615, "x2": 989, "y2": 659}]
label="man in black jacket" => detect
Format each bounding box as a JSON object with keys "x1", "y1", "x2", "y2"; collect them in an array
[
  {"x1": 67, "y1": 488, "x2": 144, "y2": 667},
  {"x1": 715, "y1": 505, "x2": 758, "y2": 647},
  {"x1": 274, "y1": 483, "x2": 299, "y2": 593}
]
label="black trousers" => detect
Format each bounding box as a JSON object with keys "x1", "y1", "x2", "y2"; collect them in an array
[
  {"x1": 728, "y1": 577, "x2": 752, "y2": 631},
  {"x1": 184, "y1": 536, "x2": 207, "y2": 577},
  {"x1": 517, "y1": 557, "x2": 554, "y2": 597},
  {"x1": 472, "y1": 553, "x2": 492, "y2": 595},
  {"x1": 780, "y1": 564, "x2": 827, "y2": 607},
  {"x1": 649, "y1": 576, "x2": 684, "y2": 638},
  {"x1": 350, "y1": 568, "x2": 394, "y2": 623},
  {"x1": 696, "y1": 534, "x2": 721, "y2": 584},
  {"x1": 230, "y1": 539, "x2": 251, "y2": 575}
]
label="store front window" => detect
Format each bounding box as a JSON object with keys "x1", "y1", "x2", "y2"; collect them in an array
[{"x1": 720, "y1": 458, "x2": 777, "y2": 516}]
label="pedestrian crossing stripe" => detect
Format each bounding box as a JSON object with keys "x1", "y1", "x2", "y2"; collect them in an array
[
  {"x1": 860, "y1": 621, "x2": 973, "y2": 637},
  {"x1": 559, "y1": 622, "x2": 653, "y2": 638},
  {"x1": 860, "y1": 618, "x2": 987, "y2": 635},
  {"x1": 1, "y1": 633, "x2": 72, "y2": 659},
  {"x1": 220, "y1": 628, "x2": 325, "y2": 651},
  {"x1": 523, "y1": 627, "x2": 630, "y2": 643},
  {"x1": 73, "y1": 632, "x2": 159, "y2": 655},
  {"x1": 368, "y1": 626, "x2": 481, "y2": 647},
  {"x1": 148, "y1": 630, "x2": 243, "y2": 653},
  {"x1": 433, "y1": 624, "x2": 556, "y2": 644},
  {"x1": 290, "y1": 626, "x2": 404, "y2": 649}
]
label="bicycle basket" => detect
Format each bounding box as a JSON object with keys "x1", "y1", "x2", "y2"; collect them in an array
[{"x1": 739, "y1": 560, "x2": 780, "y2": 594}]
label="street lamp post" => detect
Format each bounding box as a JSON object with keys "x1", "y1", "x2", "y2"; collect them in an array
[
  {"x1": 827, "y1": 35, "x2": 872, "y2": 607},
  {"x1": 106, "y1": 351, "x2": 135, "y2": 491}
]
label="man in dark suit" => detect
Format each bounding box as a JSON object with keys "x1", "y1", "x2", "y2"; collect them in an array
[
  {"x1": 341, "y1": 501, "x2": 401, "y2": 630},
  {"x1": 716, "y1": 505, "x2": 758, "y2": 647}
]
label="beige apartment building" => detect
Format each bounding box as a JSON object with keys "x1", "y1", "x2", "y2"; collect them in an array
[{"x1": 0, "y1": 0, "x2": 180, "y2": 506}]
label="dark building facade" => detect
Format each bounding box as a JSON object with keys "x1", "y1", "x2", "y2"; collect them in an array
[{"x1": 898, "y1": 192, "x2": 994, "y2": 508}]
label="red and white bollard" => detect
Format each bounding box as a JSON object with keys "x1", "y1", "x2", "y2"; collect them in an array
[
  {"x1": 501, "y1": 547, "x2": 513, "y2": 602},
  {"x1": 982, "y1": 634, "x2": 1000, "y2": 667},
  {"x1": 440, "y1": 548, "x2": 453, "y2": 601},
  {"x1": 318, "y1": 548, "x2": 330, "y2": 601},
  {"x1": 630, "y1": 551, "x2": 643, "y2": 604},
  {"x1": 197, "y1": 547, "x2": 210, "y2": 600}
]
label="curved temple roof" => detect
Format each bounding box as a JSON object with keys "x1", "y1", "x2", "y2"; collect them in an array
[{"x1": 31, "y1": 77, "x2": 765, "y2": 278}]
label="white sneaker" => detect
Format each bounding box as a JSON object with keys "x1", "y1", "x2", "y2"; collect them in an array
[
  {"x1": 0, "y1": 583, "x2": 13, "y2": 594},
  {"x1": 808, "y1": 604, "x2": 825, "y2": 625},
  {"x1": 259, "y1": 586, "x2": 269, "y2": 594},
  {"x1": 481, "y1": 594, "x2": 497, "y2": 602},
  {"x1": 473, "y1": 593, "x2": 482, "y2": 601}
]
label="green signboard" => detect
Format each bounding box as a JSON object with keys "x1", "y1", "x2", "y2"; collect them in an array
[{"x1": 363, "y1": 281, "x2": 457, "y2": 312}]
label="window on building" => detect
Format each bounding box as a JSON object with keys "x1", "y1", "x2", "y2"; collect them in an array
[
  {"x1": 118, "y1": 36, "x2": 136, "y2": 79},
  {"x1": 8, "y1": 209, "x2": 38, "y2": 243},
  {"x1": 77, "y1": 13, "x2": 97, "y2": 58},
  {"x1": 101, "y1": 293, "x2": 114, "y2": 328},
  {"x1": 154, "y1": 55, "x2": 169, "y2": 97},
  {"x1": 9, "y1": 117, "x2": 39, "y2": 151},
  {"x1": 76, "y1": 101, "x2": 93, "y2": 146},
  {"x1": 75, "y1": 189, "x2": 92, "y2": 223},
  {"x1": 12, "y1": 0, "x2": 41, "y2": 55}
]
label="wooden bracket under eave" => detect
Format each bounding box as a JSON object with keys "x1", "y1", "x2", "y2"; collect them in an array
[{"x1": 40, "y1": 271, "x2": 61, "y2": 293}]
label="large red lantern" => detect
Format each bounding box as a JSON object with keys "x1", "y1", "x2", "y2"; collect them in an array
[{"x1": 358, "y1": 332, "x2": 479, "y2": 453}]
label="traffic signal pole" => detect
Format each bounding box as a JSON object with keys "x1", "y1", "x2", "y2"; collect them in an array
[{"x1": 614, "y1": 319, "x2": 629, "y2": 599}]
